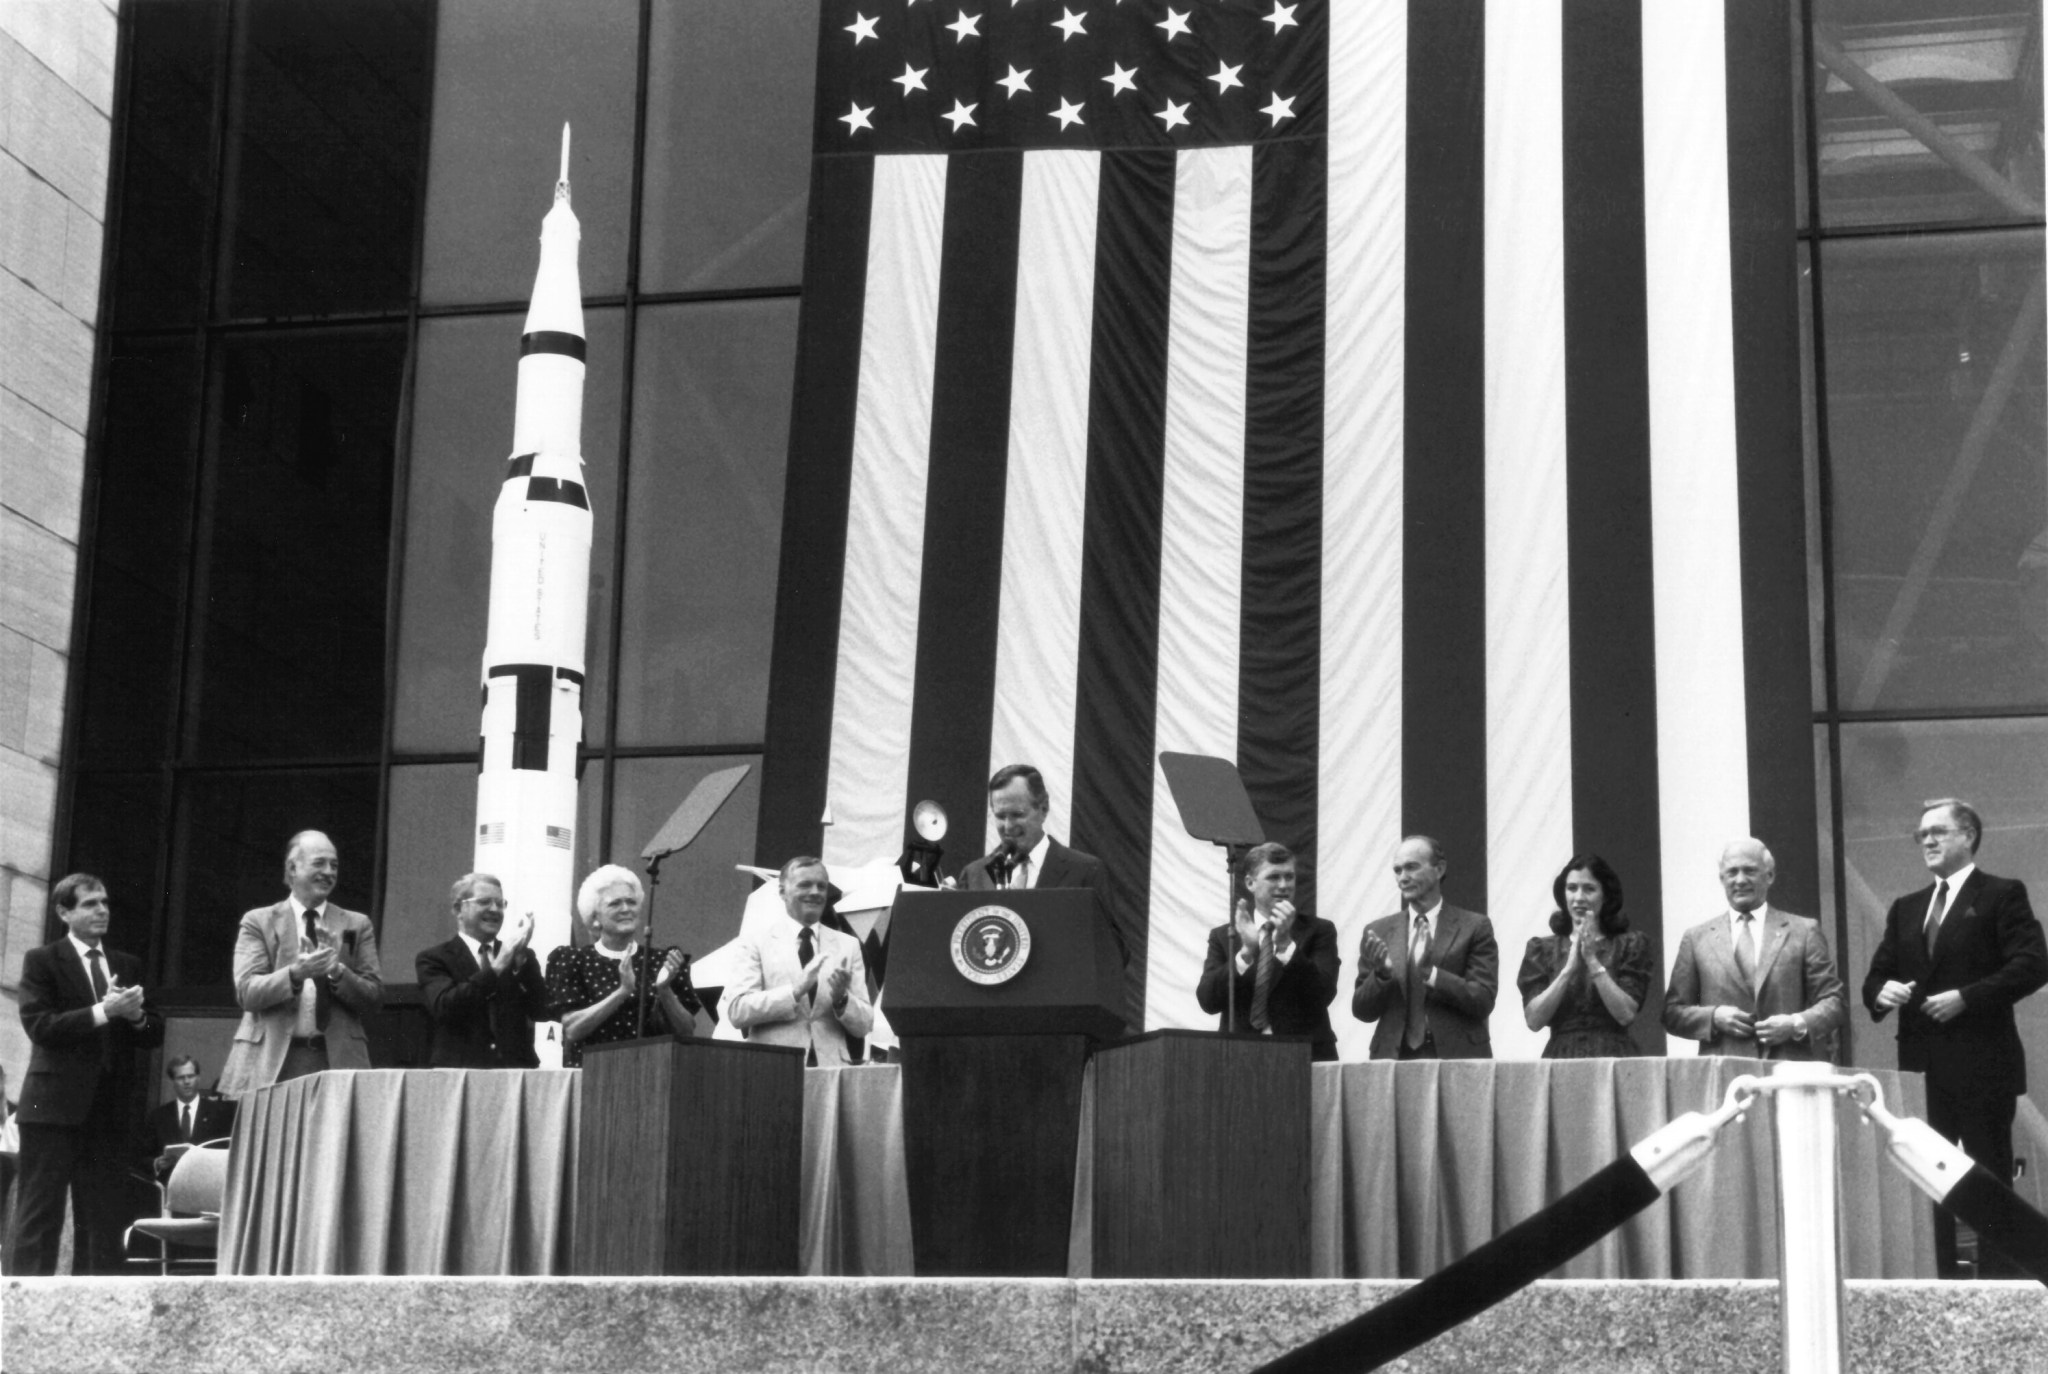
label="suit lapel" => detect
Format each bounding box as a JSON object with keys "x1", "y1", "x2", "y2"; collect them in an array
[
  {"x1": 56, "y1": 939, "x2": 98, "y2": 1006},
  {"x1": 1427, "y1": 906, "x2": 1458, "y2": 966},
  {"x1": 1755, "y1": 911, "x2": 1790, "y2": 986},
  {"x1": 1036, "y1": 842, "x2": 1069, "y2": 888}
]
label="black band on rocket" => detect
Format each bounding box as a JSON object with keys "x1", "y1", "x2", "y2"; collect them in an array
[{"x1": 520, "y1": 330, "x2": 587, "y2": 361}]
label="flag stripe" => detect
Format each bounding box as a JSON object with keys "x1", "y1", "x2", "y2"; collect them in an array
[
  {"x1": 1239, "y1": 135, "x2": 1326, "y2": 908},
  {"x1": 906, "y1": 151, "x2": 1025, "y2": 861},
  {"x1": 822, "y1": 154, "x2": 949, "y2": 870},
  {"x1": 1322, "y1": 0, "x2": 1408, "y2": 1065},
  {"x1": 1562, "y1": 0, "x2": 1665, "y2": 1052},
  {"x1": 1484, "y1": 0, "x2": 1573, "y2": 1063},
  {"x1": 1402, "y1": 0, "x2": 1486, "y2": 903},
  {"x1": 1724, "y1": 0, "x2": 1820, "y2": 913},
  {"x1": 987, "y1": 150, "x2": 1101, "y2": 853},
  {"x1": 759, "y1": 155, "x2": 874, "y2": 865},
  {"x1": 1642, "y1": 0, "x2": 1753, "y2": 1052},
  {"x1": 1070, "y1": 150, "x2": 1178, "y2": 1029},
  {"x1": 1146, "y1": 145, "x2": 1255, "y2": 1033}
]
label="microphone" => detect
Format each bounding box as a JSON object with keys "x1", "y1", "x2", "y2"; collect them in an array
[{"x1": 990, "y1": 841, "x2": 1018, "y2": 888}]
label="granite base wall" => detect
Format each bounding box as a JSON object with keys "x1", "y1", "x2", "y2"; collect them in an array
[{"x1": 4, "y1": 1277, "x2": 2045, "y2": 1374}]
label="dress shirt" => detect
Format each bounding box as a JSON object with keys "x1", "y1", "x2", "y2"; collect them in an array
[
  {"x1": 68, "y1": 933, "x2": 111, "y2": 1027},
  {"x1": 1928, "y1": 865, "x2": 1976, "y2": 928},
  {"x1": 459, "y1": 931, "x2": 493, "y2": 967},
  {"x1": 1727, "y1": 904, "x2": 1768, "y2": 967},
  {"x1": 1408, "y1": 899, "x2": 1443, "y2": 987},
  {"x1": 1006, "y1": 834, "x2": 1052, "y2": 890},
  {"x1": 290, "y1": 897, "x2": 327, "y2": 1037}
]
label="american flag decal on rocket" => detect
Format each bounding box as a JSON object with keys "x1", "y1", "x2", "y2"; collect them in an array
[{"x1": 474, "y1": 126, "x2": 592, "y2": 1043}]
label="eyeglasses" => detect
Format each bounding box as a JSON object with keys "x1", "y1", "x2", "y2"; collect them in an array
[
  {"x1": 1916, "y1": 826, "x2": 1958, "y2": 841},
  {"x1": 465, "y1": 897, "x2": 507, "y2": 909}
]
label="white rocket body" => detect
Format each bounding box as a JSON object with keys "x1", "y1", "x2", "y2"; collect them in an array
[{"x1": 475, "y1": 150, "x2": 590, "y2": 1065}]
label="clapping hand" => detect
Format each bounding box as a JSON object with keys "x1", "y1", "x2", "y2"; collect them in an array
[
  {"x1": 1232, "y1": 900, "x2": 1263, "y2": 956},
  {"x1": 653, "y1": 949, "x2": 685, "y2": 990},
  {"x1": 495, "y1": 913, "x2": 535, "y2": 969},
  {"x1": 824, "y1": 959, "x2": 852, "y2": 1008},
  {"x1": 102, "y1": 978, "x2": 146, "y2": 1023},
  {"x1": 1359, "y1": 929, "x2": 1393, "y2": 975},
  {"x1": 291, "y1": 941, "x2": 337, "y2": 982},
  {"x1": 1268, "y1": 899, "x2": 1297, "y2": 952}
]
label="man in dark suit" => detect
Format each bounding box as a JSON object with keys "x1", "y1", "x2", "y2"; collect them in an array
[
  {"x1": 146, "y1": 1056, "x2": 237, "y2": 1180},
  {"x1": 9, "y1": 873, "x2": 164, "y2": 1274},
  {"x1": 1353, "y1": 836, "x2": 1498, "y2": 1059},
  {"x1": 1863, "y1": 798, "x2": 2047, "y2": 1277},
  {"x1": 416, "y1": 871, "x2": 551, "y2": 1068},
  {"x1": 1665, "y1": 838, "x2": 1845, "y2": 1061},
  {"x1": 1197, "y1": 842, "x2": 1340, "y2": 1061},
  {"x1": 956, "y1": 763, "x2": 1104, "y2": 895}
]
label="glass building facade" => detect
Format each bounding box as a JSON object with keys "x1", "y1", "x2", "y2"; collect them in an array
[{"x1": 41, "y1": 0, "x2": 2048, "y2": 1105}]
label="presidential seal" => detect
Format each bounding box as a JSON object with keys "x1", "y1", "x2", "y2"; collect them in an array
[{"x1": 950, "y1": 905, "x2": 1032, "y2": 985}]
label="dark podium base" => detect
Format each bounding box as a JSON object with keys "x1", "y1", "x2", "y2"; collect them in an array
[
  {"x1": 899, "y1": 1034, "x2": 1091, "y2": 1276},
  {"x1": 573, "y1": 1035, "x2": 805, "y2": 1275},
  {"x1": 1091, "y1": 1030, "x2": 1312, "y2": 1277}
]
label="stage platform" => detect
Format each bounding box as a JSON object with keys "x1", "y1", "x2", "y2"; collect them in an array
[{"x1": 5, "y1": 1278, "x2": 2043, "y2": 1373}]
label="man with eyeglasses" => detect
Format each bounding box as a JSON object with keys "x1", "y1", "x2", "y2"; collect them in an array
[
  {"x1": 1863, "y1": 798, "x2": 2046, "y2": 1277},
  {"x1": 416, "y1": 872, "x2": 552, "y2": 1069}
]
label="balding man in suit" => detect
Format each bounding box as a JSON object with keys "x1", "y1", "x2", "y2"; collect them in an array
[
  {"x1": 1664, "y1": 838, "x2": 1844, "y2": 1060},
  {"x1": 1353, "y1": 836, "x2": 1498, "y2": 1060}
]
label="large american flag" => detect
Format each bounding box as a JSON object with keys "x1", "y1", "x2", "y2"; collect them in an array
[{"x1": 760, "y1": 0, "x2": 1816, "y2": 1062}]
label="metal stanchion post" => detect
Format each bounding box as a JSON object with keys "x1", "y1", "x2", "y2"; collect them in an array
[{"x1": 1770, "y1": 1062, "x2": 1847, "y2": 1374}]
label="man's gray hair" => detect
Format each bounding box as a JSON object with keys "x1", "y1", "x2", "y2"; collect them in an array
[{"x1": 1922, "y1": 798, "x2": 1983, "y2": 854}]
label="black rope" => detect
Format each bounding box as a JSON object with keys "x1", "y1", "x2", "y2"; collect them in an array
[{"x1": 1941, "y1": 1166, "x2": 2048, "y2": 1286}]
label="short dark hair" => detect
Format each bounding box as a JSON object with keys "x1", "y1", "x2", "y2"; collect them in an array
[
  {"x1": 52, "y1": 873, "x2": 107, "y2": 914},
  {"x1": 166, "y1": 1055, "x2": 200, "y2": 1079},
  {"x1": 1922, "y1": 798, "x2": 1983, "y2": 854},
  {"x1": 987, "y1": 763, "x2": 1049, "y2": 809},
  {"x1": 1402, "y1": 834, "x2": 1447, "y2": 867},
  {"x1": 1243, "y1": 842, "x2": 1295, "y2": 880},
  {"x1": 1548, "y1": 854, "x2": 1629, "y2": 937}
]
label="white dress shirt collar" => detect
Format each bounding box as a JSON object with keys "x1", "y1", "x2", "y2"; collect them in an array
[
  {"x1": 68, "y1": 931, "x2": 104, "y2": 964},
  {"x1": 1013, "y1": 834, "x2": 1052, "y2": 889},
  {"x1": 593, "y1": 940, "x2": 638, "y2": 962},
  {"x1": 1934, "y1": 863, "x2": 1976, "y2": 896},
  {"x1": 1405, "y1": 899, "x2": 1442, "y2": 940}
]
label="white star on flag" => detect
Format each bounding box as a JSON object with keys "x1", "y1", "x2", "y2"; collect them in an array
[
  {"x1": 1051, "y1": 97, "x2": 1086, "y2": 129},
  {"x1": 1209, "y1": 62, "x2": 1243, "y2": 93},
  {"x1": 1261, "y1": 92, "x2": 1295, "y2": 125},
  {"x1": 1103, "y1": 63, "x2": 1138, "y2": 95},
  {"x1": 893, "y1": 64, "x2": 929, "y2": 95},
  {"x1": 846, "y1": 13, "x2": 879, "y2": 44},
  {"x1": 946, "y1": 10, "x2": 981, "y2": 40},
  {"x1": 839, "y1": 102, "x2": 874, "y2": 133},
  {"x1": 1155, "y1": 98, "x2": 1190, "y2": 130},
  {"x1": 1054, "y1": 8, "x2": 1087, "y2": 40},
  {"x1": 1158, "y1": 9, "x2": 1191, "y2": 39},
  {"x1": 1263, "y1": 3, "x2": 1298, "y2": 33},
  {"x1": 998, "y1": 65, "x2": 1033, "y2": 98},
  {"x1": 943, "y1": 99, "x2": 979, "y2": 131}
]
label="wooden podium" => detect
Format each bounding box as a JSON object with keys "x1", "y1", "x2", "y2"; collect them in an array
[
  {"x1": 572, "y1": 1035, "x2": 804, "y2": 1275},
  {"x1": 886, "y1": 887, "x2": 1126, "y2": 1276},
  {"x1": 1091, "y1": 1030, "x2": 1312, "y2": 1277}
]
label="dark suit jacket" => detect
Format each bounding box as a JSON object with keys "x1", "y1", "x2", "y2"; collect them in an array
[
  {"x1": 1197, "y1": 914, "x2": 1340, "y2": 1060},
  {"x1": 957, "y1": 837, "x2": 1128, "y2": 968},
  {"x1": 416, "y1": 935, "x2": 552, "y2": 1069},
  {"x1": 1663, "y1": 907, "x2": 1846, "y2": 1061},
  {"x1": 1352, "y1": 904, "x2": 1498, "y2": 1060},
  {"x1": 1862, "y1": 870, "x2": 2046, "y2": 1098},
  {"x1": 148, "y1": 1095, "x2": 237, "y2": 1152},
  {"x1": 16, "y1": 938, "x2": 164, "y2": 1127}
]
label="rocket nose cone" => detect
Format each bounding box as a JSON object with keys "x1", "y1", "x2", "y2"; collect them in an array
[{"x1": 541, "y1": 198, "x2": 581, "y2": 241}]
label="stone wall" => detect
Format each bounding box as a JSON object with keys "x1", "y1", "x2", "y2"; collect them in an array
[{"x1": 0, "y1": 0, "x2": 119, "y2": 1089}]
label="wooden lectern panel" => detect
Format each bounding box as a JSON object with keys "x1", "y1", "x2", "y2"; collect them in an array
[
  {"x1": 574, "y1": 1036, "x2": 804, "y2": 1275},
  {"x1": 1091, "y1": 1030, "x2": 1312, "y2": 1277}
]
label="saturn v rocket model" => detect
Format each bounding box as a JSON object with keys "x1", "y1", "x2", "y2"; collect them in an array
[{"x1": 475, "y1": 127, "x2": 591, "y2": 1001}]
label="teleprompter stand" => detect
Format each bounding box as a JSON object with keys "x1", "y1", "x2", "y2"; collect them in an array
[{"x1": 633, "y1": 763, "x2": 750, "y2": 1036}]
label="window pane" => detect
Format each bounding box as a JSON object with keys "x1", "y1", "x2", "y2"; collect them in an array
[
  {"x1": 1822, "y1": 230, "x2": 2048, "y2": 712},
  {"x1": 1812, "y1": 0, "x2": 2044, "y2": 231},
  {"x1": 110, "y1": 0, "x2": 226, "y2": 329},
  {"x1": 66, "y1": 772, "x2": 169, "y2": 980},
  {"x1": 378, "y1": 759, "x2": 606, "y2": 982},
  {"x1": 165, "y1": 767, "x2": 379, "y2": 987},
  {"x1": 419, "y1": 0, "x2": 638, "y2": 306},
  {"x1": 1837, "y1": 717, "x2": 2048, "y2": 1079},
  {"x1": 392, "y1": 309, "x2": 625, "y2": 753},
  {"x1": 214, "y1": 0, "x2": 432, "y2": 319},
  {"x1": 183, "y1": 328, "x2": 403, "y2": 762},
  {"x1": 607, "y1": 754, "x2": 760, "y2": 962},
  {"x1": 639, "y1": 0, "x2": 817, "y2": 293},
  {"x1": 614, "y1": 300, "x2": 793, "y2": 747},
  {"x1": 75, "y1": 340, "x2": 202, "y2": 768}
]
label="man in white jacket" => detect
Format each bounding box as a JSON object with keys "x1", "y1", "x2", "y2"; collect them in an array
[{"x1": 724, "y1": 857, "x2": 873, "y2": 1066}]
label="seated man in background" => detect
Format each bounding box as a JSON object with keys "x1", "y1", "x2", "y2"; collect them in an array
[
  {"x1": 417, "y1": 872, "x2": 552, "y2": 1068},
  {"x1": 146, "y1": 1055, "x2": 237, "y2": 1181},
  {"x1": 726, "y1": 857, "x2": 873, "y2": 1066},
  {"x1": 1197, "y1": 842, "x2": 1340, "y2": 1061}
]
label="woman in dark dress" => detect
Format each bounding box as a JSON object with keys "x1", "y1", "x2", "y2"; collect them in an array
[
  {"x1": 1517, "y1": 853, "x2": 1651, "y2": 1058},
  {"x1": 545, "y1": 864, "x2": 698, "y2": 1067}
]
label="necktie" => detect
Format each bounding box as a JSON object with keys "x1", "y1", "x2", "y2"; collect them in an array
[
  {"x1": 1733, "y1": 912, "x2": 1757, "y2": 994},
  {"x1": 86, "y1": 947, "x2": 108, "y2": 999},
  {"x1": 180, "y1": 1102, "x2": 193, "y2": 1142},
  {"x1": 798, "y1": 926, "x2": 815, "y2": 971},
  {"x1": 1924, "y1": 879, "x2": 1950, "y2": 958},
  {"x1": 304, "y1": 909, "x2": 333, "y2": 1031},
  {"x1": 480, "y1": 940, "x2": 499, "y2": 966},
  {"x1": 1249, "y1": 925, "x2": 1277, "y2": 1032},
  {"x1": 1404, "y1": 913, "x2": 1430, "y2": 1050}
]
